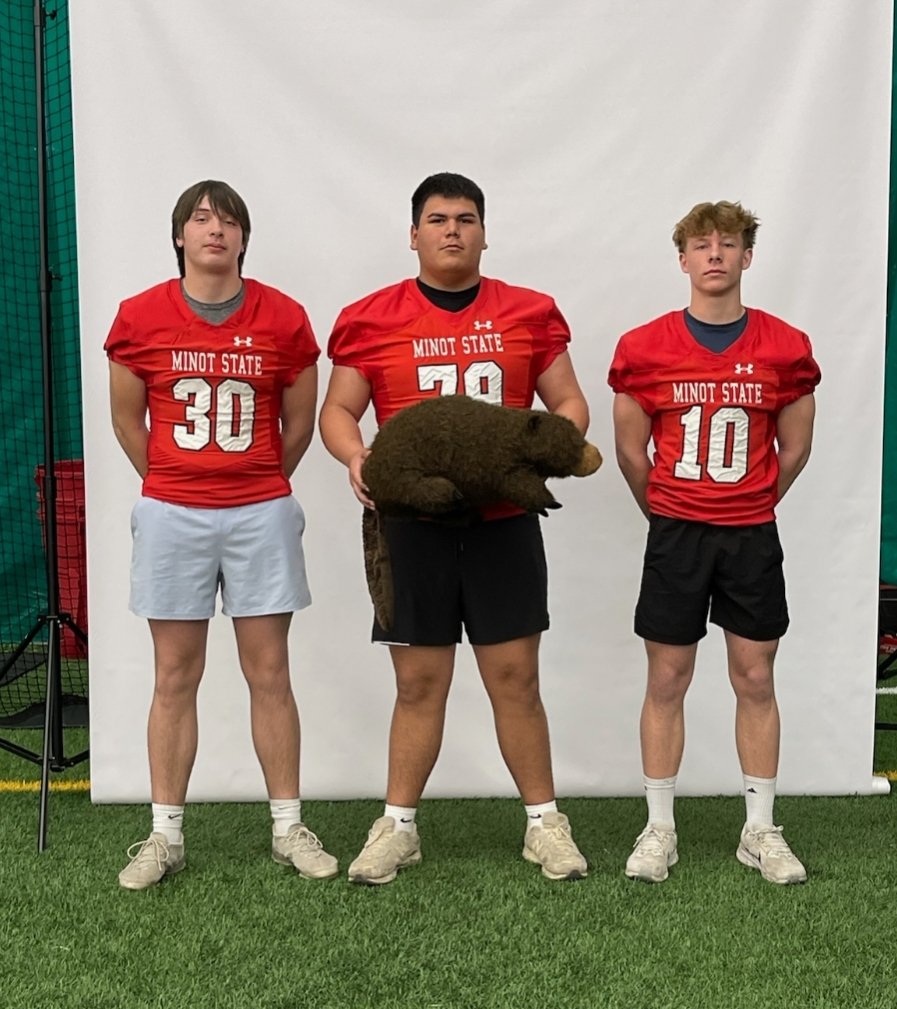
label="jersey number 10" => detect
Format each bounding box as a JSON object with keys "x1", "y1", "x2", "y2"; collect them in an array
[{"x1": 673, "y1": 405, "x2": 749, "y2": 484}]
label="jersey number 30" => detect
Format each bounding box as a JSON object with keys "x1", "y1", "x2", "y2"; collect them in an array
[
  {"x1": 673, "y1": 405, "x2": 749, "y2": 483},
  {"x1": 172, "y1": 377, "x2": 256, "y2": 452}
]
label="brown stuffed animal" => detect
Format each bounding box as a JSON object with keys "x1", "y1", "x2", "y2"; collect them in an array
[
  {"x1": 361, "y1": 396, "x2": 602, "y2": 629},
  {"x1": 362, "y1": 395, "x2": 601, "y2": 515}
]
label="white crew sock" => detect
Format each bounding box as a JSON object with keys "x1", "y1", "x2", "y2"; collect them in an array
[
  {"x1": 385, "y1": 804, "x2": 417, "y2": 832},
  {"x1": 151, "y1": 803, "x2": 185, "y2": 845},
  {"x1": 524, "y1": 799, "x2": 558, "y2": 829},
  {"x1": 270, "y1": 798, "x2": 302, "y2": 837},
  {"x1": 644, "y1": 775, "x2": 677, "y2": 829},
  {"x1": 743, "y1": 775, "x2": 776, "y2": 828}
]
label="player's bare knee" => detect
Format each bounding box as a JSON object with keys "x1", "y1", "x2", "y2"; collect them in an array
[
  {"x1": 729, "y1": 665, "x2": 775, "y2": 704},
  {"x1": 394, "y1": 671, "x2": 450, "y2": 708},
  {"x1": 646, "y1": 665, "x2": 692, "y2": 705}
]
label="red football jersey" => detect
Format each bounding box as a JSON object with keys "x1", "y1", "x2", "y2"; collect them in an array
[
  {"x1": 608, "y1": 309, "x2": 821, "y2": 525},
  {"x1": 328, "y1": 277, "x2": 570, "y2": 423},
  {"x1": 328, "y1": 277, "x2": 571, "y2": 519},
  {"x1": 105, "y1": 279, "x2": 320, "y2": 507}
]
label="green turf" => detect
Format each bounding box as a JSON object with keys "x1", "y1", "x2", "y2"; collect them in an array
[
  {"x1": 0, "y1": 726, "x2": 89, "y2": 780},
  {"x1": 1, "y1": 691, "x2": 896, "y2": 1009},
  {"x1": 0, "y1": 792, "x2": 895, "y2": 1009}
]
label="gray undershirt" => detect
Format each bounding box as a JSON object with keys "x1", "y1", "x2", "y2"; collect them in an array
[{"x1": 181, "y1": 281, "x2": 245, "y2": 325}]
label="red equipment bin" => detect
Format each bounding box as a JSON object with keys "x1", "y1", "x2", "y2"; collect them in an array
[{"x1": 35, "y1": 459, "x2": 87, "y2": 659}]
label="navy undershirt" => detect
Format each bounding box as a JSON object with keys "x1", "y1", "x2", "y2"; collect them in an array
[
  {"x1": 683, "y1": 307, "x2": 748, "y2": 353},
  {"x1": 416, "y1": 278, "x2": 480, "y2": 312}
]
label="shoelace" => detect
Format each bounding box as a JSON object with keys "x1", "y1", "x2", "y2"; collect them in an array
[
  {"x1": 365, "y1": 824, "x2": 396, "y2": 848},
  {"x1": 285, "y1": 826, "x2": 324, "y2": 853},
  {"x1": 748, "y1": 826, "x2": 792, "y2": 856},
  {"x1": 541, "y1": 821, "x2": 578, "y2": 852},
  {"x1": 126, "y1": 835, "x2": 169, "y2": 870},
  {"x1": 633, "y1": 827, "x2": 673, "y2": 856}
]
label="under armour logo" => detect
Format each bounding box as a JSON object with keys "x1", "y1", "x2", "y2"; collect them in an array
[
  {"x1": 234, "y1": 336, "x2": 253, "y2": 347},
  {"x1": 473, "y1": 320, "x2": 492, "y2": 331},
  {"x1": 734, "y1": 363, "x2": 754, "y2": 374}
]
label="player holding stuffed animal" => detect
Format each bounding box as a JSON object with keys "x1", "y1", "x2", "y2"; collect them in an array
[
  {"x1": 609, "y1": 201, "x2": 820, "y2": 885},
  {"x1": 320, "y1": 172, "x2": 590, "y2": 884}
]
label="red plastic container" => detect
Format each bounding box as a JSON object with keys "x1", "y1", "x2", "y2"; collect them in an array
[{"x1": 35, "y1": 459, "x2": 87, "y2": 659}]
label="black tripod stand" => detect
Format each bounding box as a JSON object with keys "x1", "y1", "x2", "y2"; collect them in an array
[{"x1": 0, "y1": 1, "x2": 89, "y2": 851}]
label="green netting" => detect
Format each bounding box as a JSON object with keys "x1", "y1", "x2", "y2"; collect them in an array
[{"x1": 0, "y1": 0, "x2": 86, "y2": 722}]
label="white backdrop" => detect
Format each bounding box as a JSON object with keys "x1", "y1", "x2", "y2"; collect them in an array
[{"x1": 71, "y1": 1, "x2": 891, "y2": 801}]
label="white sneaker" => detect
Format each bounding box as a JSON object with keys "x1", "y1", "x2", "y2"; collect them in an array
[
  {"x1": 348, "y1": 816, "x2": 421, "y2": 885},
  {"x1": 736, "y1": 824, "x2": 807, "y2": 884},
  {"x1": 522, "y1": 811, "x2": 587, "y2": 880},
  {"x1": 272, "y1": 823, "x2": 339, "y2": 879},
  {"x1": 625, "y1": 825, "x2": 678, "y2": 882},
  {"x1": 118, "y1": 832, "x2": 185, "y2": 890}
]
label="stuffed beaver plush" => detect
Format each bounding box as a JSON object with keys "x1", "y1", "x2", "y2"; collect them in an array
[
  {"x1": 361, "y1": 395, "x2": 601, "y2": 516},
  {"x1": 360, "y1": 396, "x2": 602, "y2": 629}
]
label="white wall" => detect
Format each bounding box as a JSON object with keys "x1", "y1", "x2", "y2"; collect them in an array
[{"x1": 70, "y1": 0, "x2": 891, "y2": 801}]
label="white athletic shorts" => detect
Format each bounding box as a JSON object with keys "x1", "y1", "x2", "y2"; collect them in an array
[{"x1": 129, "y1": 495, "x2": 312, "y2": 620}]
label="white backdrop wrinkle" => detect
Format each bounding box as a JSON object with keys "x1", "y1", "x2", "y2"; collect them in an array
[{"x1": 71, "y1": 0, "x2": 890, "y2": 801}]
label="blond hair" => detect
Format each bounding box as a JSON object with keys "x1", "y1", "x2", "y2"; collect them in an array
[{"x1": 672, "y1": 201, "x2": 759, "y2": 252}]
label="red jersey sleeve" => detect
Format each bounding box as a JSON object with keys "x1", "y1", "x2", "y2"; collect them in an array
[
  {"x1": 531, "y1": 297, "x2": 571, "y2": 376},
  {"x1": 277, "y1": 300, "x2": 320, "y2": 386},
  {"x1": 327, "y1": 306, "x2": 370, "y2": 378},
  {"x1": 608, "y1": 321, "x2": 661, "y2": 414},
  {"x1": 105, "y1": 296, "x2": 150, "y2": 381},
  {"x1": 326, "y1": 282, "x2": 408, "y2": 388},
  {"x1": 778, "y1": 330, "x2": 821, "y2": 407}
]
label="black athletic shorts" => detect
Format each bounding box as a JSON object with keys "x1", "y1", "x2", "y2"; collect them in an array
[
  {"x1": 634, "y1": 515, "x2": 789, "y2": 645},
  {"x1": 372, "y1": 513, "x2": 549, "y2": 646}
]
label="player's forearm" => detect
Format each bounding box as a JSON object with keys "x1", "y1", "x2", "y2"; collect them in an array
[
  {"x1": 319, "y1": 401, "x2": 374, "y2": 507},
  {"x1": 549, "y1": 394, "x2": 589, "y2": 435},
  {"x1": 616, "y1": 450, "x2": 652, "y2": 519},
  {"x1": 112, "y1": 421, "x2": 149, "y2": 478},
  {"x1": 776, "y1": 445, "x2": 812, "y2": 501},
  {"x1": 319, "y1": 402, "x2": 367, "y2": 468},
  {"x1": 282, "y1": 423, "x2": 315, "y2": 477},
  {"x1": 775, "y1": 394, "x2": 815, "y2": 502}
]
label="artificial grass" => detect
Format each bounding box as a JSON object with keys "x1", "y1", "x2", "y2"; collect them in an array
[
  {"x1": 0, "y1": 727, "x2": 89, "y2": 783},
  {"x1": 1, "y1": 706, "x2": 896, "y2": 1009},
  {"x1": 1, "y1": 791, "x2": 896, "y2": 1009}
]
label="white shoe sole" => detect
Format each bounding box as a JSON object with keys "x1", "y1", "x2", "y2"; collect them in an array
[
  {"x1": 522, "y1": 847, "x2": 588, "y2": 881},
  {"x1": 348, "y1": 849, "x2": 422, "y2": 886},
  {"x1": 736, "y1": 843, "x2": 806, "y2": 884},
  {"x1": 271, "y1": 849, "x2": 339, "y2": 879},
  {"x1": 118, "y1": 857, "x2": 186, "y2": 891},
  {"x1": 624, "y1": 849, "x2": 678, "y2": 883}
]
